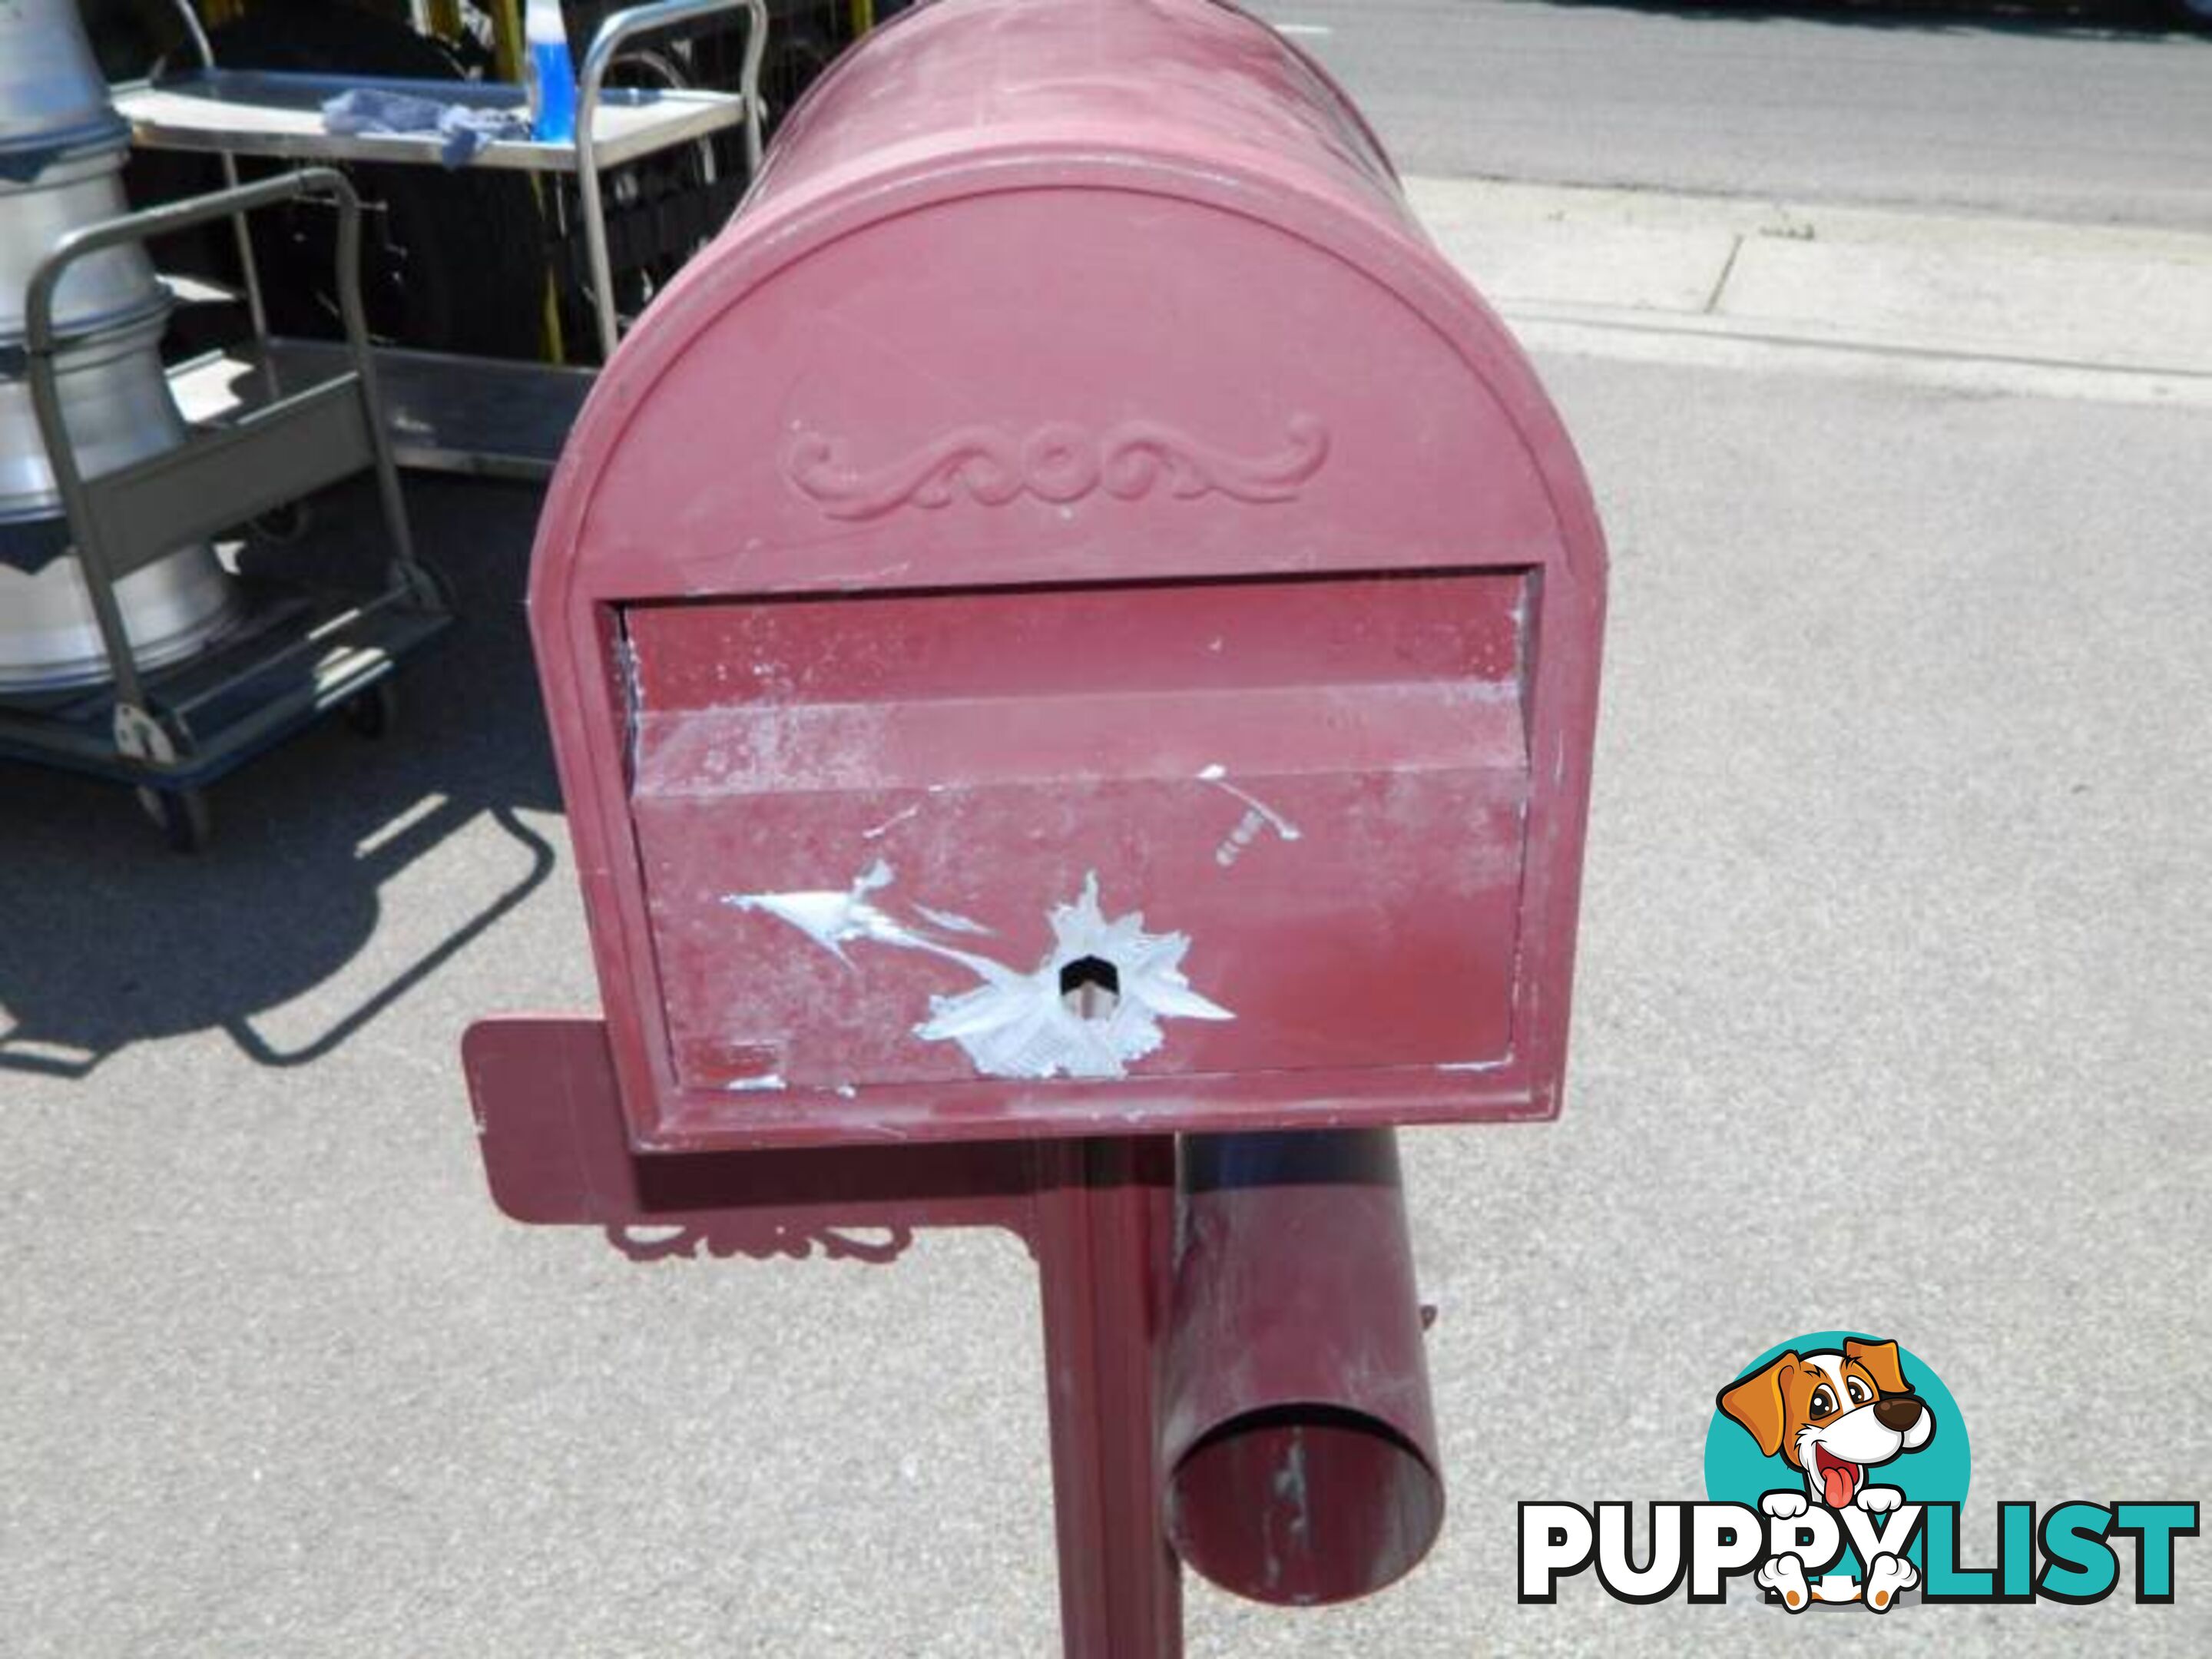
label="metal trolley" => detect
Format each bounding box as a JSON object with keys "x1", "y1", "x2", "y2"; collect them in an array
[
  {"x1": 120, "y1": 0, "x2": 770, "y2": 479},
  {"x1": 0, "y1": 167, "x2": 451, "y2": 851}
]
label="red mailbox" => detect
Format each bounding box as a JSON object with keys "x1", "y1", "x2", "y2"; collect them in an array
[
  {"x1": 469, "y1": 1, "x2": 1605, "y2": 1647},
  {"x1": 522, "y1": 0, "x2": 1604, "y2": 1156}
]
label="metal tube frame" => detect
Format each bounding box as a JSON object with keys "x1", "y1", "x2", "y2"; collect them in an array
[
  {"x1": 163, "y1": 0, "x2": 270, "y2": 347},
  {"x1": 575, "y1": 0, "x2": 768, "y2": 359},
  {"x1": 22, "y1": 167, "x2": 422, "y2": 763}
]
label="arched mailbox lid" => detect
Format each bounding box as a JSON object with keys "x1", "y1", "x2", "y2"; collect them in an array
[{"x1": 530, "y1": 0, "x2": 1607, "y2": 1152}]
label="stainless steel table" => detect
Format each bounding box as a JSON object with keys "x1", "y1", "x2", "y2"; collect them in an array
[
  {"x1": 114, "y1": 0, "x2": 767, "y2": 478},
  {"x1": 116, "y1": 69, "x2": 750, "y2": 176}
]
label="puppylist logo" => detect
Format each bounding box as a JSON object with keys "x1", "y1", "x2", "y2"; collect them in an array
[{"x1": 1520, "y1": 1332, "x2": 2197, "y2": 1613}]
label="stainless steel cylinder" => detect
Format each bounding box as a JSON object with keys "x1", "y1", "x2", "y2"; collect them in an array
[
  {"x1": 0, "y1": 0, "x2": 239, "y2": 691},
  {"x1": 1, "y1": 308, "x2": 181, "y2": 523},
  {"x1": 0, "y1": 0, "x2": 238, "y2": 694},
  {"x1": 0, "y1": 0, "x2": 130, "y2": 168},
  {"x1": 0, "y1": 150, "x2": 168, "y2": 344},
  {"x1": 0, "y1": 313, "x2": 238, "y2": 692},
  {"x1": 0, "y1": 513, "x2": 240, "y2": 692}
]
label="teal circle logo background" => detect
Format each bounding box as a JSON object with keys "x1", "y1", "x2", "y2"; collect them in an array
[{"x1": 1704, "y1": 1333, "x2": 1969, "y2": 1574}]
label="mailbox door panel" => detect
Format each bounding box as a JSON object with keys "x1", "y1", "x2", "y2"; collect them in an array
[{"x1": 621, "y1": 569, "x2": 1532, "y2": 1098}]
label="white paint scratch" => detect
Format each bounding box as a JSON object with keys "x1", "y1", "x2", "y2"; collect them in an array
[
  {"x1": 724, "y1": 1072, "x2": 786, "y2": 1092},
  {"x1": 1198, "y1": 763, "x2": 1303, "y2": 866},
  {"x1": 722, "y1": 858, "x2": 914, "y2": 969},
  {"x1": 833, "y1": 561, "x2": 914, "y2": 588},
  {"x1": 1273, "y1": 1430, "x2": 1313, "y2": 1539},
  {"x1": 617, "y1": 633, "x2": 644, "y2": 780},
  {"x1": 724, "y1": 865, "x2": 1232, "y2": 1081},
  {"x1": 914, "y1": 903, "x2": 994, "y2": 937},
  {"x1": 917, "y1": 873, "x2": 1233, "y2": 1079},
  {"x1": 861, "y1": 803, "x2": 924, "y2": 840}
]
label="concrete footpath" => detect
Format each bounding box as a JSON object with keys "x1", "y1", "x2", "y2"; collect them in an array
[{"x1": 1406, "y1": 175, "x2": 2212, "y2": 404}]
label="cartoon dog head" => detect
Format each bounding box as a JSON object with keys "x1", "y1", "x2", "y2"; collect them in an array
[{"x1": 1717, "y1": 1339, "x2": 1934, "y2": 1509}]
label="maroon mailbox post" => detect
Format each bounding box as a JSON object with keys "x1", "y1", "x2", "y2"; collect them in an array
[{"x1": 463, "y1": 0, "x2": 1605, "y2": 1649}]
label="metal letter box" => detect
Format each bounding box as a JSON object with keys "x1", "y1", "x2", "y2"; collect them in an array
[{"x1": 522, "y1": 0, "x2": 1606, "y2": 1152}]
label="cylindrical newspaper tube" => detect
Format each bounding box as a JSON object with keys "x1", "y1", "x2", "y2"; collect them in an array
[{"x1": 1160, "y1": 1129, "x2": 1444, "y2": 1607}]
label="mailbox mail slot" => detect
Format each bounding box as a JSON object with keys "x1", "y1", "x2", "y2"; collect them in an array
[{"x1": 529, "y1": 0, "x2": 1607, "y2": 1151}]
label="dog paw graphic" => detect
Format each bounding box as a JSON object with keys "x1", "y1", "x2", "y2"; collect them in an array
[
  {"x1": 1864, "y1": 1552, "x2": 1919, "y2": 1611},
  {"x1": 1757, "y1": 1553, "x2": 1812, "y2": 1611},
  {"x1": 1857, "y1": 1485, "x2": 1904, "y2": 1515},
  {"x1": 1760, "y1": 1489, "x2": 1809, "y2": 1519}
]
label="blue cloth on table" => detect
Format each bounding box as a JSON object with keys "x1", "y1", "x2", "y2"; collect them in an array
[{"x1": 320, "y1": 88, "x2": 529, "y2": 167}]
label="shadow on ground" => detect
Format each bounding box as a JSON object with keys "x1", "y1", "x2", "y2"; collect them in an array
[{"x1": 0, "y1": 475, "x2": 564, "y2": 1078}]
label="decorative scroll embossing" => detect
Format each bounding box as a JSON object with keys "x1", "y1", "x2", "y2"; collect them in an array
[
  {"x1": 608, "y1": 1221, "x2": 915, "y2": 1264},
  {"x1": 783, "y1": 416, "x2": 1330, "y2": 521}
]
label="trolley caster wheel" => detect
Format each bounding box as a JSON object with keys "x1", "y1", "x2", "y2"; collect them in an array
[
  {"x1": 136, "y1": 786, "x2": 212, "y2": 854},
  {"x1": 343, "y1": 681, "x2": 400, "y2": 738},
  {"x1": 250, "y1": 498, "x2": 313, "y2": 543},
  {"x1": 402, "y1": 561, "x2": 456, "y2": 614}
]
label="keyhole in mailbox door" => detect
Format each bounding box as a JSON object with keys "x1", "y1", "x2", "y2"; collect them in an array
[{"x1": 1059, "y1": 955, "x2": 1121, "y2": 1021}]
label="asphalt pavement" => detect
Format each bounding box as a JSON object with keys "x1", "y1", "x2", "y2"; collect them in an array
[{"x1": 5, "y1": 5, "x2": 2210, "y2": 1657}]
